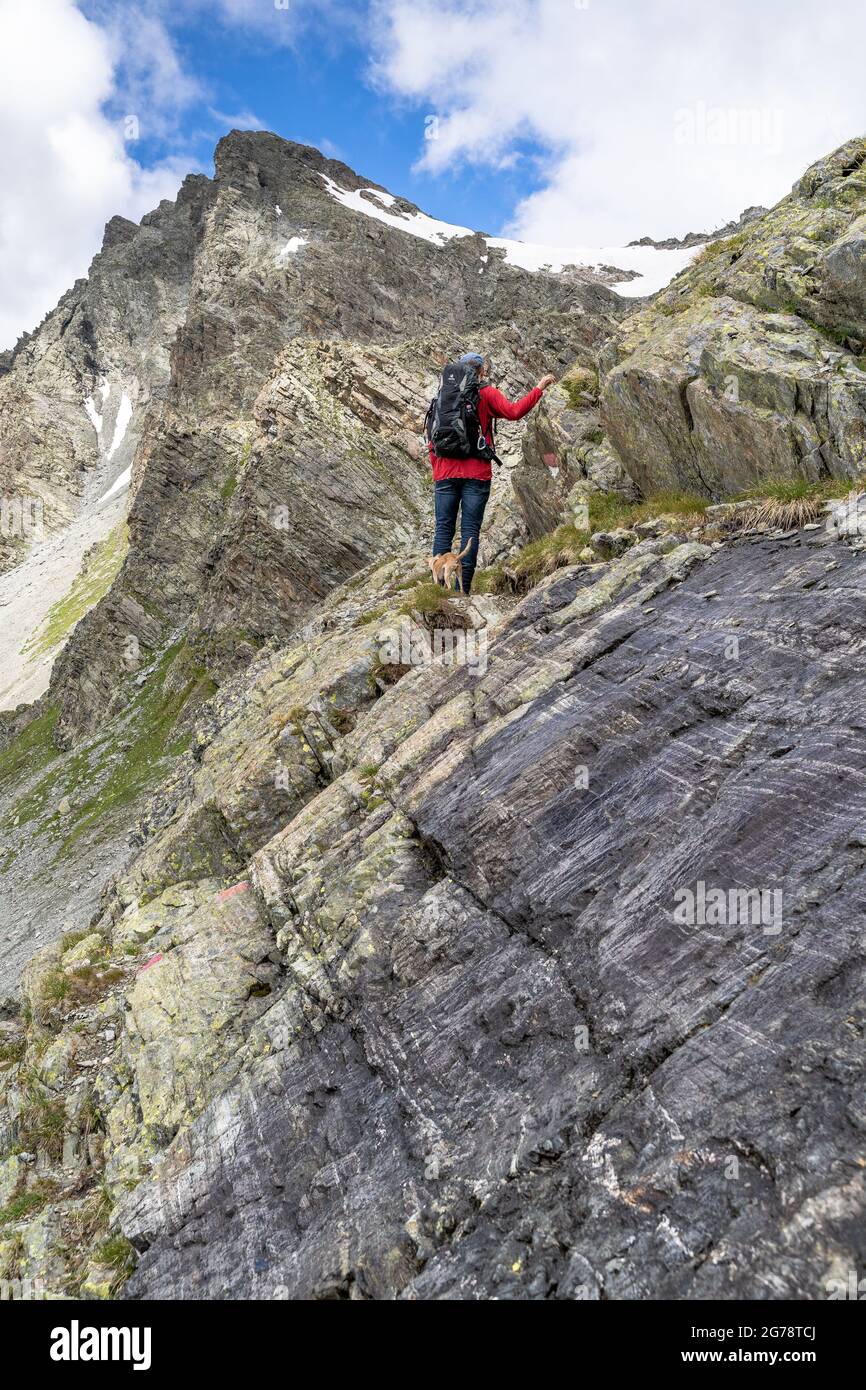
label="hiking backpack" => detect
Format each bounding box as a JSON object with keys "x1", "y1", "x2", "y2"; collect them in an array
[{"x1": 424, "y1": 362, "x2": 502, "y2": 465}]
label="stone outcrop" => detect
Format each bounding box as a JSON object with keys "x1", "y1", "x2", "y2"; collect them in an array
[
  {"x1": 601, "y1": 137, "x2": 866, "y2": 498},
  {"x1": 23, "y1": 132, "x2": 626, "y2": 748},
  {"x1": 0, "y1": 176, "x2": 213, "y2": 571},
  {"x1": 3, "y1": 134, "x2": 866, "y2": 1303},
  {"x1": 4, "y1": 517, "x2": 866, "y2": 1299},
  {"x1": 628, "y1": 204, "x2": 767, "y2": 251}
]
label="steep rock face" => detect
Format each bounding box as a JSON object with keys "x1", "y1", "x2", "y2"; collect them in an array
[
  {"x1": 34, "y1": 132, "x2": 625, "y2": 747},
  {"x1": 94, "y1": 523, "x2": 864, "y2": 1300},
  {"x1": 0, "y1": 176, "x2": 212, "y2": 569},
  {"x1": 196, "y1": 340, "x2": 436, "y2": 640},
  {"x1": 603, "y1": 299, "x2": 866, "y2": 497},
  {"x1": 6, "y1": 517, "x2": 864, "y2": 1300},
  {"x1": 3, "y1": 134, "x2": 866, "y2": 1304},
  {"x1": 518, "y1": 364, "x2": 637, "y2": 538},
  {"x1": 601, "y1": 137, "x2": 866, "y2": 498}
]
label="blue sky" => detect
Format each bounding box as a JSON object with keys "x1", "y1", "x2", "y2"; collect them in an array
[
  {"x1": 1, "y1": 0, "x2": 865, "y2": 347},
  {"x1": 82, "y1": 0, "x2": 548, "y2": 239}
]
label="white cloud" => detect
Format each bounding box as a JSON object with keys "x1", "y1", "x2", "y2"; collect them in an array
[
  {"x1": 0, "y1": 0, "x2": 189, "y2": 349},
  {"x1": 102, "y1": 8, "x2": 204, "y2": 134},
  {"x1": 180, "y1": 0, "x2": 306, "y2": 49},
  {"x1": 370, "y1": 0, "x2": 866, "y2": 245},
  {"x1": 208, "y1": 107, "x2": 267, "y2": 132},
  {"x1": 214, "y1": 0, "x2": 295, "y2": 32}
]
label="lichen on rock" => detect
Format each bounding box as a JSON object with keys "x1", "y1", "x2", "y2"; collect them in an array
[{"x1": 2, "y1": 132, "x2": 866, "y2": 1302}]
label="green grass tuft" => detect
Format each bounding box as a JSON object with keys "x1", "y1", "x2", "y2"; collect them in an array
[
  {"x1": 60, "y1": 642, "x2": 216, "y2": 851},
  {"x1": 559, "y1": 366, "x2": 599, "y2": 411},
  {"x1": 505, "y1": 489, "x2": 710, "y2": 590},
  {"x1": 18, "y1": 1087, "x2": 66, "y2": 1161},
  {"x1": 472, "y1": 565, "x2": 509, "y2": 595},
  {"x1": 507, "y1": 524, "x2": 591, "y2": 587},
  {"x1": 0, "y1": 706, "x2": 60, "y2": 799},
  {"x1": 734, "y1": 476, "x2": 856, "y2": 505},
  {"x1": 399, "y1": 580, "x2": 459, "y2": 618},
  {"x1": 23, "y1": 523, "x2": 128, "y2": 659},
  {"x1": 0, "y1": 1038, "x2": 25, "y2": 1068},
  {"x1": 60, "y1": 928, "x2": 91, "y2": 954},
  {"x1": 0, "y1": 1182, "x2": 58, "y2": 1227},
  {"x1": 586, "y1": 489, "x2": 708, "y2": 533}
]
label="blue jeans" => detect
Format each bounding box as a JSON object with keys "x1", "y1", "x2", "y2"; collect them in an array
[{"x1": 433, "y1": 478, "x2": 491, "y2": 593}]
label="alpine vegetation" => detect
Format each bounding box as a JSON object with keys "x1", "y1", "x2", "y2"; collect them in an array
[{"x1": 1, "y1": 130, "x2": 865, "y2": 1306}]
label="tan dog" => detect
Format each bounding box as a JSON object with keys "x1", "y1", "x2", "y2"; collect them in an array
[{"x1": 427, "y1": 537, "x2": 473, "y2": 593}]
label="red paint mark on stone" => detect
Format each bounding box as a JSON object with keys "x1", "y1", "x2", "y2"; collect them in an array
[
  {"x1": 137, "y1": 953, "x2": 163, "y2": 974},
  {"x1": 217, "y1": 881, "x2": 250, "y2": 901},
  {"x1": 543, "y1": 453, "x2": 558, "y2": 469}
]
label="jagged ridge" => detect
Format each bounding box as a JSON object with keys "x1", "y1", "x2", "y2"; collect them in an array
[{"x1": 1, "y1": 135, "x2": 866, "y2": 1301}]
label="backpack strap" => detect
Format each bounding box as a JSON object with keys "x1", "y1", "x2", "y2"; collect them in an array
[{"x1": 475, "y1": 389, "x2": 503, "y2": 466}]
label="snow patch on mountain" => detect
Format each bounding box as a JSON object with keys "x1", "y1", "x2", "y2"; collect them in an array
[
  {"x1": 319, "y1": 172, "x2": 700, "y2": 297},
  {"x1": 487, "y1": 237, "x2": 700, "y2": 296},
  {"x1": 277, "y1": 236, "x2": 308, "y2": 261},
  {"x1": 84, "y1": 396, "x2": 103, "y2": 435},
  {"x1": 97, "y1": 464, "x2": 132, "y2": 506},
  {"x1": 107, "y1": 392, "x2": 132, "y2": 460},
  {"x1": 320, "y1": 174, "x2": 472, "y2": 245}
]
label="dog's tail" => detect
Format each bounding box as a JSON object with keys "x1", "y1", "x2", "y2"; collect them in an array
[{"x1": 457, "y1": 536, "x2": 474, "y2": 560}]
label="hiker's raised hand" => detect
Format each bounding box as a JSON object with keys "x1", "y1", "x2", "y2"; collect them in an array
[{"x1": 537, "y1": 374, "x2": 556, "y2": 391}]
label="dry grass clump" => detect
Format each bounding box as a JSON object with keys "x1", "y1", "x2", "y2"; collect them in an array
[
  {"x1": 726, "y1": 495, "x2": 826, "y2": 533},
  {"x1": 507, "y1": 525, "x2": 590, "y2": 587}
]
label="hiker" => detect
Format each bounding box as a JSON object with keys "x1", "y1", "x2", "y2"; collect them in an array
[{"x1": 426, "y1": 352, "x2": 555, "y2": 593}]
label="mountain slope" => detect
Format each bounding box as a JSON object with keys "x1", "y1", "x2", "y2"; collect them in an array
[
  {"x1": 0, "y1": 134, "x2": 631, "y2": 1001},
  {"x1": 1, "y1": 135, "x2": 865, "y2": 1302},
  {"x1": 601, "y1": 136, "x2": 866, "y2": 497},
  {"x1": 120, "y1": 528, "x2": 866, "y2": 1300},
  {"x1": 14, "y1": 133, "x2": 634, "y2": 749}
]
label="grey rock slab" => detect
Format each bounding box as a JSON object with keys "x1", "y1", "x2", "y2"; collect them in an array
[{"x1": 120, "y1": 534, "x2": 866, "y2": 1299}]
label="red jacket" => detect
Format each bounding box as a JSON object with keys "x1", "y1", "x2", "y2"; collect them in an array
[{"x1": 428, "y1": 383, "x2": 544, "y2": 482}]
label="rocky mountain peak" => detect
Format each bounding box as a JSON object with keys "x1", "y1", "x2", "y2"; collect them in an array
[
  {"x1": 1, "y1": 133, "x2": 865, "y2": 1304},
  {"x1": 628, "y1": 203, "x2": 768, "y2": 251},
  {"x1": 100, "y1": 215, "x2": 140, "y2": 251},
  {"x1": 214, "y1": 127, "x2": 381, "y2": 198}
]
